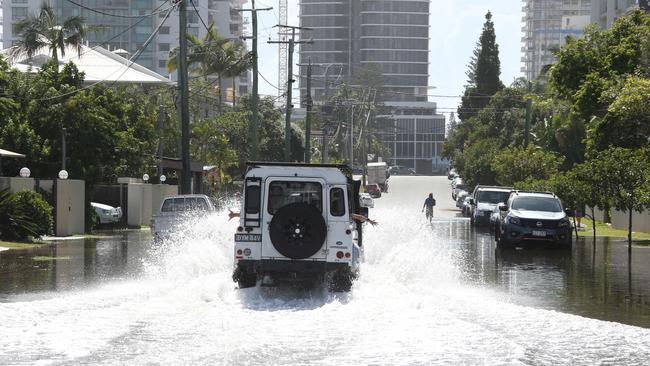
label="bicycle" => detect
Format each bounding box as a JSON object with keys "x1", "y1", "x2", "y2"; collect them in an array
[{"x1": 424, "y1": 206, "x2": 433, "y2": 222}]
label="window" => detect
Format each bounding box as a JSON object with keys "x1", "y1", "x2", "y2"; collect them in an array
[
  {"x1": 160, "y1": 26, "x2": 170, "y2": 35},
  {"x1": 161, "y1": 197, "x2": 208, "y2": 212},
  {"x1": 159, "y1": 43, "x2": 170, "y2": 52},
  {"x1": 159, "y1": 59, "x2": 167, "y2": 68},
  {"x1": 12, "y1": 7, "x2": 28, "y2": 20},
  {"x1": 245, "y1": 185, "x2": 261, "y2": 214},
  {"x1": 330, "y1": 188, "x2": 346, "y2": 216},
  {"x1": 268, "y1": 181, "x2": 322, "y2": 214}
]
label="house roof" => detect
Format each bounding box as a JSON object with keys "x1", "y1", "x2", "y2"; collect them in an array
[{"x1": 2, "y1": 44, "x2": 174, "y2": 86}]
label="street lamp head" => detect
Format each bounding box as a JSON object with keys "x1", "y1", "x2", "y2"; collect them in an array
[
  {"x1": 142, "y1": 174, "x2": 150, "y2": 183},
  {"x1": 58, "y1": 170, "x2": 68, "y2": 180},
  {"x1": 160, "y1": 175, "x2": 167, "y2": 183},
  {"x1": 19, "y1": 167, "x2": 31, "y2": 178}
]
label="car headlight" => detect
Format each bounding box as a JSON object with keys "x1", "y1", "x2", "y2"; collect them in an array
[
  {"x1": 507, "y1": 215, "x2": 521, "y2": 225},
  {"x1": 558, "y1": 219, "x2": 570, "y2": 228}
]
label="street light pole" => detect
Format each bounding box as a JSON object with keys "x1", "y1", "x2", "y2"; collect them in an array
[{"x1": 61, "y1": 127, "x2": 67, "y2": 171}]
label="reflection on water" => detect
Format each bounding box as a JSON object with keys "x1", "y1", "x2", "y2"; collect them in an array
[
  {"x1": 1, "y1": 224, "x2": 649, "y2": 328},
  {"x1": 456, "y1": 227, "x2": 650, "y2": 328},
  {"x1": 0, "y1": 231, "x2": 151, "y2": 296}
]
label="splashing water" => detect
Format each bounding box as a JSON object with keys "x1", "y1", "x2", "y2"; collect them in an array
[{"x1": 1, "y1": 179, "x2": 650, "y2": 365}]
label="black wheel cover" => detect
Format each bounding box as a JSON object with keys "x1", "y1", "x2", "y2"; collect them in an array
[{"x1": 269, "y1": 202, "x2": 327, "y2": 259}]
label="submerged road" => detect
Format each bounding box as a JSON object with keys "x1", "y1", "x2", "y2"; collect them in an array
[{"x1": 1, "y1": 176, "x2": 650, "y2": 365}]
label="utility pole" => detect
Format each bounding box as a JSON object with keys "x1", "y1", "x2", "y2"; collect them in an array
[
  {"x1": 524, "y1": 98, "x2": 532, "y2": 147},
  {"x1": 238, "y1": 1, "x2": 272, "y2": 161},
  {"x1": 304, "y1": 59, "x2": 313, "y2": 163},
  {"x1": 157, "y1": 105, "x2": 165, "y2": 179},
  {"x1": 269, "y1": 25, "x2": 312, "y2": 161},
  {"x1": 178, "y1": 0, "x2": 191, "y2": 193}
]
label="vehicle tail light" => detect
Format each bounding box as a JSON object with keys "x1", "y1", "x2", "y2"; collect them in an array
[
  {"x1": 243, "y1": 248, "x2": 251, "y2": 256},
  {"x1": 336, "y1": 251, "x2": 344, "y2": 259},
  {"x1": 345, "y1": 229, "x2": 352, "y2": 235},
  {"x1": 237, "y1": 226, "x2": 244, "y2": 232},
  {"x1": 345, "y1": 252, "x2": 351, "y2": 258},
  {"x1": 237, "y1": 249, "x2": 243, "y2": 255}
]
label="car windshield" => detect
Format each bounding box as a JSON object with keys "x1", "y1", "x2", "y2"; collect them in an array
[
  {"x1": 477, "y1": 190, "x2": 511, "y2": 204},
  {"x1": 511, "y1": 197, "x2": 562, "y2": 212}
]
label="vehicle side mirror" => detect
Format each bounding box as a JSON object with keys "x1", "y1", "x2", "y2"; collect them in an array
[
  {"x1": 498, "y1": 203, "x2": 508, "y2": 211},
  {"x1": 469, "y1": 198, "x2": 475, "y2": 206},
  {"x1": 565, "y1": 208, "x2": 574, "y2": 216}
]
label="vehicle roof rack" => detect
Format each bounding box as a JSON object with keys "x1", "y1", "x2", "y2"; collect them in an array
[
  {"x1": 475, "y1": 185, "x2": 514, "y2": 190},
  {"x1": 512, "y1": 190, "x2": 556, "y2": 197},
  {"x1": 246, "y1": 161, "x2": 353, "y2": 182}
]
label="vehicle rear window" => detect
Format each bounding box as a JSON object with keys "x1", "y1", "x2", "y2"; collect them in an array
[
  {"x1": 268, "y1": 181, "x2": 322, "y2": 215},
  {"x1": 477, "y1": 190, "x2": 511, "y2": 204},
  {"x1": 330, "y1": 188, "x2": 346, "y2": 216},
  {"x1": 161, "y1": 197, "x2": 208, "y2": 212},
  {"x1": 511, "y1": 197, "x2": 562, "y2": 212},
  {"x1": 245, "y1": 185, "x2": 261, "y2": 214}
]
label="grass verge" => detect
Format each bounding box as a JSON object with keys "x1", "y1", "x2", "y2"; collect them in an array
[
  {"x1": 0, "y1": 240, "x2": 47, "y2": 249},
  {"x1": 577, "y1": 218, "x2": 650, "y2": 240}
]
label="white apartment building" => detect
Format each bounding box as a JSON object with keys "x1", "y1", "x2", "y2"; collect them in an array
[
  {"x1": 521, "y1": 0, "x2": 592, "y2": 81},
  {"x1": 2, "y1": 0, "x2": 250, "y2": 96},
  {"x1": 591, "y1": 0, "x2": 642, "y2": 28}
]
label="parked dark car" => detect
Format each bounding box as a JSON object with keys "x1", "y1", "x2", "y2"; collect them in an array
[
  {"x1": 364, "y1": 184, "x2": 382, "y2": 198},
  {"x1": 495, "y1": 191, "x2": 572, "y2": 248},
  {"x1": 389, "y1": 166, "x2": 416, "y2": 175}
]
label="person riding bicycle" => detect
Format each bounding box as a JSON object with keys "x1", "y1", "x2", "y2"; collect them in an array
[{"x1": 422, "y1": 193, "x2": 436, "y2": 218}]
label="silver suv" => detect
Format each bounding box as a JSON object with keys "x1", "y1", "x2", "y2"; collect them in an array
[{"x1": 469, "y1": 186, "x2": 513, "y2": 226}]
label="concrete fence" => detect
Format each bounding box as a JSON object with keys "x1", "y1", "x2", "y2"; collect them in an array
[
  {"x1": 589, "y1": 206, "x2": 650, "y2": 233},
  {"x1": 128, "y1": 183, "x2": 178, "y2": 227},
  {"x1": 0, "y1": 177, "x2": 34, "y2": 192}
]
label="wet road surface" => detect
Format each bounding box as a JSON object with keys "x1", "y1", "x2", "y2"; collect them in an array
[{"x1": 1, "y1": 176, "x2": 649, "y2": 365}]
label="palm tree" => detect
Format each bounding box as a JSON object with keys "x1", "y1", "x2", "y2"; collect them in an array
[
  {"x1": 222, "y1": 41, "x2": 252, "y2": 106},
  {"x1": 10, "y1": 2, "x2": 89, "y2": 66},
  {"x1": 167, "y1": 24, "x2": 251, "y2": 109}
]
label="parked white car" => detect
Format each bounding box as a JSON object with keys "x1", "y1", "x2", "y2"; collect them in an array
[
  {"x1": 91, "y1": 202, "x2": 122, "y2": 224},
  {"x1": 151, "y1": 194, "x2": 218, "y2": 241},
  {"x1": 359, "y1": 193, "x2": 375, "y2": 208}
]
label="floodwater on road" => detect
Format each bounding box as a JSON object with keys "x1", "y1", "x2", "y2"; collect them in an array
[{"x1": 1, "y1": 176, "x2": 649, "y2": 365}]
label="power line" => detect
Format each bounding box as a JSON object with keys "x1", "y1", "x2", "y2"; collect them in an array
[
  {"x1": 23, "y1": 6, "x2": 176, "y2": 102},
  {"x1": 64, "y1": 0, "x2": 175, "y2": 19},
  {"x1": 189, "y1": 0, "x2": 211, "y2": 33},
  {"x1": 258, "y1": 71, "x2": 281, "y2": 90}
]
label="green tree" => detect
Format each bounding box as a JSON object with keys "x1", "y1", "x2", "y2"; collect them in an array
[
  {"x1": 458, "y1": 11, "x2": 504, "y2": 121},
  {"x1": 168, "y1": 24, "x2": 251, "y2": 109},
  {"x1": 594, "y1": 147, "x2": 650, "y2": 251},
  {"x1": 588, "y1": 77, "x2": 650, "y2": 151},
  {"x1": 492, "y1": 145, "x2": 564, "y2": 186},
  {"x1": 10, "y1": 2, "x2": 90, "y2": 65}
]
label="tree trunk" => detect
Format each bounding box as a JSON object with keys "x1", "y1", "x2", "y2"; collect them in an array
[
  {"x1": 591, "y1": 206, "x2": 596, "y2": 242},
  {"x1": 217, "y1": 74, "x2": 223, "y2": 115},
  {"x1": 232, "y1": 78, "x2": 237, "y2": 107},
  {"x1": 628, "y1": 208, "x2": 633, "y2": 255}
]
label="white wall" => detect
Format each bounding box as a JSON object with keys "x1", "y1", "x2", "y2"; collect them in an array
[
  {"x1": 55, "y1": 179, "x2": 85, "y2": 236},
  {"x1": 0, "y1": 177, "x2": 34, "y2": 193}
]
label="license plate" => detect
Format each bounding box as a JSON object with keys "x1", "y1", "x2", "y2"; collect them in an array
[
  {"x1": 532, "y1": 230, "x2": 546, "y2": 237},
  {"x1": 235, "y1": 233, "x2": 261, "y2": 242}
]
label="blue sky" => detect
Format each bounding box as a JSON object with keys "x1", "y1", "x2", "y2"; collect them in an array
[{"x1": 250, "y1": 0, "x2": 522, "y2": 117}]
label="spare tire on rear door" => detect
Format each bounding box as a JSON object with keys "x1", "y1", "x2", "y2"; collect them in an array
[{"x1": 269, "y1": 202, "x2": 327, "y2": 259}]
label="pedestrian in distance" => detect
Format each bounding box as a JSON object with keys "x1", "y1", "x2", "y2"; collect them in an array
[{"x1": 422, "y1": 193, "x2": 436, "y2": 222}]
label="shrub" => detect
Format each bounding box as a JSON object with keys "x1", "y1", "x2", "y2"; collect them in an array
[
  {"x1": 0, "y1": 188, "x2": 39, "y2": 241},
  {"x1": 11, "y1": 189, "x2": 53, "y2": 237}
]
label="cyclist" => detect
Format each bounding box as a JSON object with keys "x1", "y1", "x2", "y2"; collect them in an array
[{"x1": 422, "y1": 193, "x2": 436, "y2": 221}]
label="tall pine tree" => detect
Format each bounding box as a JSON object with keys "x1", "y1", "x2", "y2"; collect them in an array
[{"x1": 458, "y1": 11, "x2": 504, "y2": 121}]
